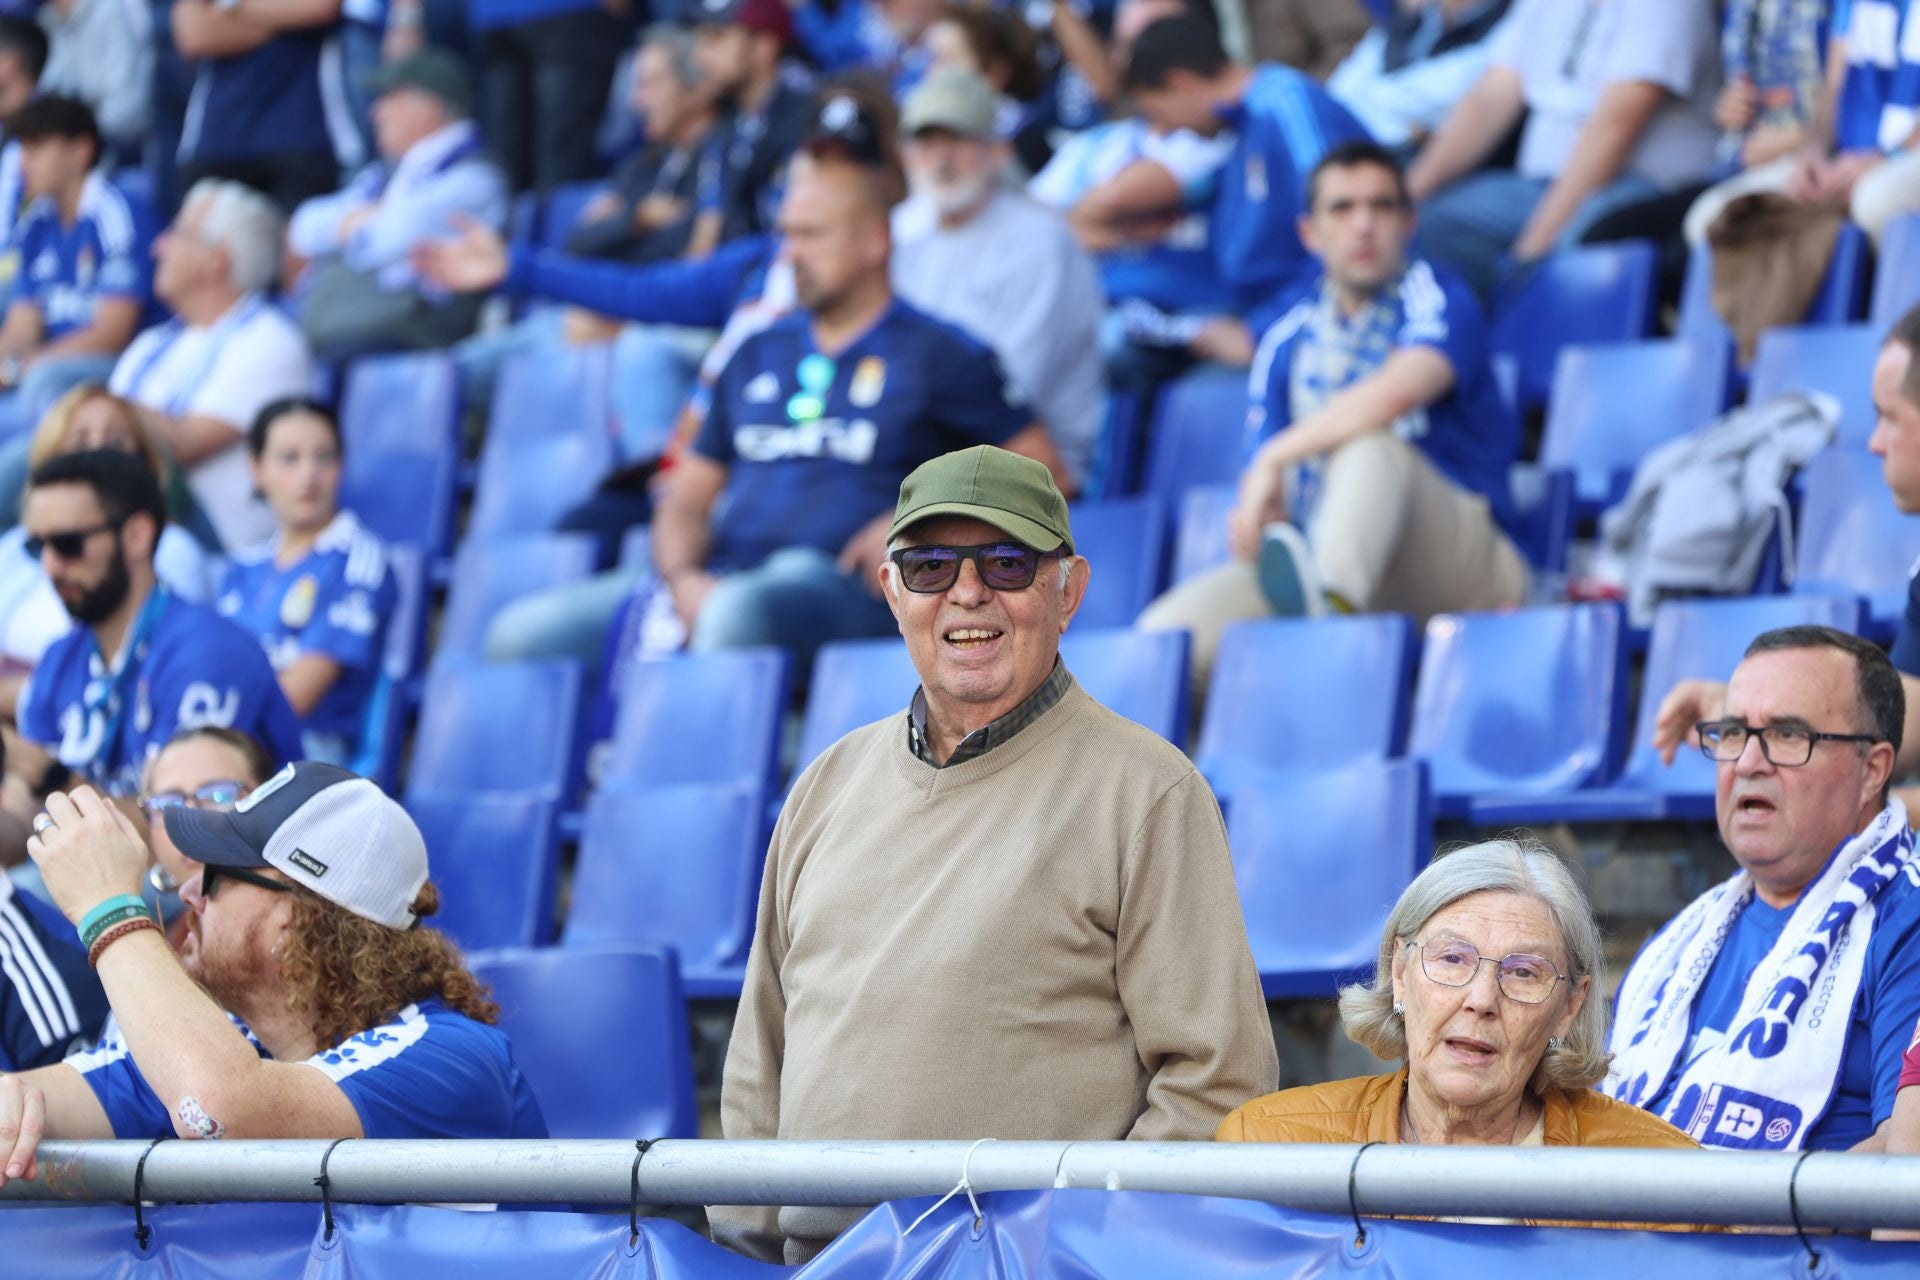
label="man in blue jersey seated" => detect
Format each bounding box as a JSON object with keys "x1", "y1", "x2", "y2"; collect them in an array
[
  {"x1": 0, "y1": 95, "x2": 151, "y2": 427},
  {"x1": 0, "y1": 761, "x2": 546, "y2": 1178},
  {"x1": 1138, "y1": 140, "x2": 1527, "y2": 689},
  {"x1": 3, "y1": 450, "x2": 301, "y2": 839}
]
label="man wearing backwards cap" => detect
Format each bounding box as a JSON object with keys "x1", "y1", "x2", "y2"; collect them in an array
[
  {"x1": 712, "y1": 445, "x2": 1276, "y2": 1264},
  {"x1": 689, "y1": 0, "x2": 815, "y2": 252},
  {"x1": 0, "y1": 765, "x2": 545, "y2": 1185}
]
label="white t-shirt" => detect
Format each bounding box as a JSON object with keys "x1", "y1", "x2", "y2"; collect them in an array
[{"x1": 108, "y1": 294, "x2": 315, "y2": 553}]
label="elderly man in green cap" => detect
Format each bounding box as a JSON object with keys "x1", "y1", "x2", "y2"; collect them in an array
[
  {"x1": 288, "y1": 48, "x2": 507, "y2": 358},
  {"x1": 712, "y1": 444, "x2": 1278, "y2": 1265}
]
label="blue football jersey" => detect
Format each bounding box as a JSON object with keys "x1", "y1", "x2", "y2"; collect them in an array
[
  {"x1": 18, "y1": 590, "x2": 305, "y2": 795},
  {"x1": 0, "y1": 876, "x2": 108, "y2": 1073},
  {"x1": 10, "y1": 172, "x2": 152, "y2": 340},
  {"x1": 693, "y1": 299, "x2": 1032, "y2": 574},
  {"x1": 217, "y1": 511, "x2": 397, "y2": 746},
  {"x1": 1832, "y1": 0, "x2": 1920, "y2": 153}
]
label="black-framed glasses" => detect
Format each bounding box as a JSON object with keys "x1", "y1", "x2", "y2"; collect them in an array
[
  {"x1": 1407, "y1": 939, "x2": 1568, "y2": 1005},
  {"x1": 889, "y1": 542, "x2": 1056, "y2": 594},
  {"x1": 200, "y1": 864, "x2": 294, "y2": 899},
  {"x1": 138, "y1": 780, "x2": 250, "y2": 822},
  {"x1": 23, "y1": 521, "x2": 119, "y2": 561},
  {"x1": 1695, "y1": 719, "x2": 1881, "y2": 768}
]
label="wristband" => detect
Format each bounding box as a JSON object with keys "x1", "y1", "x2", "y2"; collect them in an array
[
  {"x1": 78, "y1": 894, "x2": 149, "y2": 941},
  {"x1": 80, "y1": 904, "x2": 154, "y2": 952},
  {"x1": 87, "y1": 916, "x2": 161, "y2": 968}
]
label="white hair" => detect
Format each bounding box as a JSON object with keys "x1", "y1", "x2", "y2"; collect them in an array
[{"x1": 181, "y1": 179, "x2": 285, "y2": 294}]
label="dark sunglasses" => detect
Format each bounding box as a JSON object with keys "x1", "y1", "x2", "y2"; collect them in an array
[
  {"x1": 138, "y1": 780, "x2": 250, "y2": 819},
  {"x1": 889, "y1": 542, "x2": 1056, "y2": 594},
  {"x1": 200, "y1": 864, "x2": 294, "y2": 899},
  {"x1": 24, "y1": 520, "x2": 119, "y2": 561}
]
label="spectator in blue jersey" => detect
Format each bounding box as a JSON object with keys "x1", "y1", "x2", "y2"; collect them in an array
[
  {"x1": 110, "y1": 180, "x2": 316, "y2": 553},
  {"x1": 170, "y1": 0, "x2": 355, "y2": 213},
  {"x1": 0, "y1": 97, "x2": 151, "y2": 433},
  {"x1": 1324, "y1": 0, "x2": 1512, "y2": 153},
  {"x1": 687, "y1": 0, "x2": 816, "y2": 255},
  {"x1": 217, "y1": 400, "x2": 395, "y2": 767},
  {"x1": 0, "y1": 761, "x2": 546, "y2": 1178},
  {"x1": 0, "y1": 19, "x2": 49, "y2": 302},
  {"x1": 1405, "y1": 0, "x2": 1721, "y2": 298},
  {"x1": 466, "y1": 0, "x2": 628, "y2": 192},
  {"x1": 1139, "y1": 142, "x2": 1526, "y2": 687},
  {"x1": 1686, "y1": 0, "x2": 1920, "y2": 248},
  {"x1": 7, "y1": 450, "x2": 301, "y2": 812},
  {"x1": 288, "y1": 49, "x2": 507, "y2": 359},
  {"x1": 1118, "y1": 12, "x2": 1371, "y2": 310}
]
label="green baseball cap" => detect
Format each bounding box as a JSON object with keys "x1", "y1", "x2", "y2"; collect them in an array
[
  {"x1": 364, "y1": 48, "x2": 473, "y2": 117},
  {"x1": 888, "y1": 446, "x2": 1073, "y2": 553}
]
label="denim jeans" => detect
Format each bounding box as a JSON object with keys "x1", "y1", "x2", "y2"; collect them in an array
[{"x1": 1415, "y1": 170, "x2": 1665, "y2": 298}]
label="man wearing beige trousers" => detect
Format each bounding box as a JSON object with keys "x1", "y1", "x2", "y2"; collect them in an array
[{"x1": 1139, "y1": 140, "x2": 1527, "y2": 688}]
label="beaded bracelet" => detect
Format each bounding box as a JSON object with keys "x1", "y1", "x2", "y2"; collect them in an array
[
  {"x1": 79, "y1": 904, "x2": 153, "y2": 953},
  {"x1": 87, "y1": 916, "x2": 161, "y2": 968},
  {"x1": 77, "y1": 894, "x2": 148, "y2": 941}
]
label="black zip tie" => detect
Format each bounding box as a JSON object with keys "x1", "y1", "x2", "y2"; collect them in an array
[
  {"x1": 130, "y1": 1135, "x2": 170, "y2": 1250},
  {"x1": 1347, "y1": 1141, "x2": 1382, "y2": 1250},
  {"x1": 629, "y1": 1139, "x2": 658, "y2": 1246},
  {"x1": 315, "y1": 1137, "x2": 352, "y2": 1245},
  {"x1": 1788, "y1": 1147, "x2": 1821, "y2": 1273}
]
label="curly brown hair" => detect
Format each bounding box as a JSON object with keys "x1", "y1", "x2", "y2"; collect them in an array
[{"x1": 277, "y1": 882, "x2": 498, "y2": 1049}]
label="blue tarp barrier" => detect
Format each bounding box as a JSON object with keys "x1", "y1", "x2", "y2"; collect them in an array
[{"x1": 6, "y1": 1190, "x2": 1920, "y2": 1277}]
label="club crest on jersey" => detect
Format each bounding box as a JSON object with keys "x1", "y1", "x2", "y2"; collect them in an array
[
  {"x1": 849, "y1": 357, "x2": 886, "y2": 408},
  {"x1": 281, "y1": 575, "x2": 318, "y2": 629}
]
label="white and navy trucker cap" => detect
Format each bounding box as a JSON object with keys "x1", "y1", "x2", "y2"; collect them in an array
[{"x1": 163, "y1": 762, "x2": 429, "y2": 930}]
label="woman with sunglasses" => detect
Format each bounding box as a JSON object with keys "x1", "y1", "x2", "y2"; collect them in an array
[
  {"x1": 215, "y1": 399, "x2": 396, "y2": 767},
  {"x1": 1218, "y1": 840, "x2": 1697, "y2": 1225},
  {"x1": 137, "y1": 726, "x2": 272, "y2": 907}
]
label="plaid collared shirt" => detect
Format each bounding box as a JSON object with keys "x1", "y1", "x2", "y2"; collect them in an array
[{"x1": 907, "y1": 660, "x2": 1072, "y2": 768}]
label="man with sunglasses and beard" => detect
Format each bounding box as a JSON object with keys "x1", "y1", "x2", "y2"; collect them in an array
[
  {"x1": 0, "y1": 761, "x2": 546, "y2": 1181},
  {"x1": 5, "y1": 450, "x2": 301, "y2": 816},
  {"x1": 711, "y1": 446, "x2": 1276, "y2": 1265}
]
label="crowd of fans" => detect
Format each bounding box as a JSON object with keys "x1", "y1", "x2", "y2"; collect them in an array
[{"x1": 3, "y1": 0, "x2": 1920, "y2": 1263}]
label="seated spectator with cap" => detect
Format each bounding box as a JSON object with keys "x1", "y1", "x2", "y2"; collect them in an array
[
  {"x1": 892, "y1": 67, "x2": 1106, "y2": 489},
  {"x1": 288, "y1": 48, "x2": 507, "y2": 359},
  {"x1": 0, "y1": 95, "x2": 152, "y2": 433},
  {"x1": 6, "y1": 450, "x2": 301, "y2": 828},
  {"x1": 0, "y1": 760, "x2": 547, "y2": 1176},
  {"x1": 1140, "y1": 141, "x2": 1526, "y2": 688},
  {"x1": 688, "y1": 0, "x2": 816, "y2": 256},
  {"x1": 109, "y1": 180, "x2": 315, "y2": 553}
]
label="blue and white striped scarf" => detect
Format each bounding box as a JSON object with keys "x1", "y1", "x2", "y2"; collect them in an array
[{"x1": 1605, "y1": 800, "x2": 1915, "y2": 1150}]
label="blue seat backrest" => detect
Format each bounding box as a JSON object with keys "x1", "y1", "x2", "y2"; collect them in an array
[
  {"x1": 540, "y1": 180, "x2": 607, "y2": 250},
  {"x1": 1748, "y1": 324, "x2": 1881, "y2": 448},
  {"x1": 603, "y1": 647, "x2": 790, "y2": 792},
  {"x1": 1170, "y1": 485, "x2": 1235, "y2": 586},
  {"x1": 1540, "y1": 339, "x2": 1730, "y2": 504},
  {"x1": 1490, "y1": 240, "x2": 1659, "y2": 411},
  {"x1": 407, "y1": 790, "x2": 559, "y2": 949},
  {"x1": 1872, "y1": 214, "x2": 1920, "y2": 330},
  {"x1": 467, "y1": 421, "x2": 617, "y2": 542},
  {"x1": 437, "y1": 534, "x2": 599, "y2": 655},
  {"x1": 1680, "y1": 223, "x2": 1868, "y2": 349},
  {"x1": 1507, "y1": 464, "x2": 1574, "y2": 574},
  {"x1": 470, "y1": 946, "x2": 698, "y2": 1139},
  {"x1": 488, "y1": 344, "x2": 611, "y2": 446},
  {"x1": 1140, "y1": 366, "x2": 1248, "y2": 502},
  {"x1": 1407, "y1": 604, "x2": 1627, "y2": 801},
  {"x1": 1795, "y1": 447, "x2": 1920, "y2": 624},
  {"x1": 793, "y1": 639, "x2": 920, "y2": 779},
  {"x1": 564, "y1": 783, "x2": 765, "y2": 976},
  {"x1": 1069, "y1": 496, "x2": 1167, "y2": 628},
  {"x1": 338, "y1": 352, "x2": 460, "y2": 555},
  {"x1": 1196, "y1": 614, "x2": 1414, "y2": 795},
  {"x1": 1060, "y1": 626, "x2": 1189, "y2": 746},
  {"x1": 409, "y1": 655, "x2": 583, "y2": 798}
]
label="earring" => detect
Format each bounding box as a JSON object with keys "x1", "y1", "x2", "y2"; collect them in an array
[
  {"x1": 1547, "y1": 1036, "x2": 1561, "y2": 1051},
  {"x1": 1391, "y1": 1001, "x2": 1405, "y2": 1019}
]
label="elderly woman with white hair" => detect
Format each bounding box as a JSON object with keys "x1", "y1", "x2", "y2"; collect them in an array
[{"x1": 1220, "y1": 839, "x2": 1694, "y2": 1152}]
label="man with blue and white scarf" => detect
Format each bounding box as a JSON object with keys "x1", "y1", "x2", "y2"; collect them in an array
[{"x1": 1608, "y1": 626, "x2": 1920, "y2": 1151}]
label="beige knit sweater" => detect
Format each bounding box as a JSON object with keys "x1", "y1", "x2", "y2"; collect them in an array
[{"x1": 711, "y1": 678, "x2": 1279, "y2": 1264}]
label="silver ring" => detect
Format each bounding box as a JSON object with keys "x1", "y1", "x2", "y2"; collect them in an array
[{"x1": 30, "y1": 812, "x2": 54, "y2": 836}]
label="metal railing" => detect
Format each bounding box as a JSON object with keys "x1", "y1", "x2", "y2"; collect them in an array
[{"x1": 5, "y1": 1140, "x2": 1920, "y2": 1231}]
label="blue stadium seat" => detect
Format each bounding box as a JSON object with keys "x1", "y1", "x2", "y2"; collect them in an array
[
  {"x1": 540, "y1": 180, "x2": 606, "y2": 250},
  {"x1": 437, "y1": 534, "x2": 598, "y2": 654},
  {"x1": 466, "y1": 418, "x2": 618, "y2": 542},
  {"x1": 1507, "y1": 464, "x2": 1574, "y2": 576},
  {"x1": 1872, "y1": 214, "x2": 1920, "y2": 329},
  {"x1": 1195, "y1": 614, "x2": 1414, "y2": 796},
  {"x1": 338, "y1": 352, "x2": 460, "y2": 556},
  {"x1": 1170, "y1": 484, "x2": 1235, "y2": 585},
  {"x1": 470, "y1": 946, "x2": 698, "y2": 1138},
  {"x1": 1680, "y1": 223, "x2": 1868, "y2": 351},
  {"x1": 1059, "y1": 626, "x2": 1189, "y2": 746},
  {"x1": 408, "y1": 655, "x2": 583, "y2": 799},
  {"x1": 1069, "y1": 496, "x2": 1167, "y2": 628},
  {"x1": 1748, "y1": 323, "x2": 1881, "y2": 448},
  {"x1": 1490, "y1": 240, "x2": 1659, "y2": 412},
  {"x1": 603, "y1": 647, "x2": 790, "y2": 793},
  {"x1": 1407, "y1": 604, "x2": 1627, "y2": 816},
  {"x1": 407, "y1": 790, "x2": 559, "y2": 950},
  {"x1": 1140, "y1": 365, "x2": 1247, "y2": 502},
  {"x1": 486, "y1": 344, "x2": 611, "y2": 446},
  {"x1": 1795, "y1": 447, "x2": 1920, "y2": 635},
  {"x1": 564, "y1": 784, "x2": 765, "y2": 998},
  {"x1": 619, "y1": 524, "x2": 653, "y2": 568},
  {"x1": 1227, "y1": 759, "x2": 1430, "y2": 997},
  {"x1": 794, "y1": 638, "x2": 919, "y2": 779},
  {"x1": 1540, "y1": 339, "x2": 1730, "y2": 507},
  {"x1": 1472, "y1": 595, "x2": 1864, "y2": 825},
  {"x1": 346, "y1": 544, "x2": 428, "y2": 789}
]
